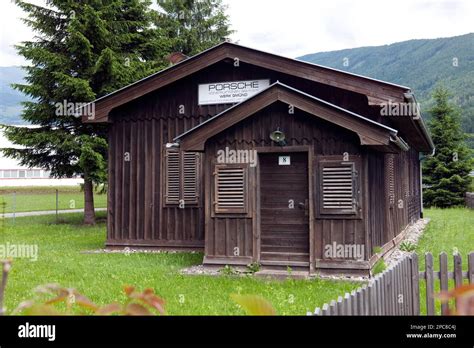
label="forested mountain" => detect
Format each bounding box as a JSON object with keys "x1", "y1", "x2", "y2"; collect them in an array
[{"x1": 299, "y1": 33, "x2": 474, "y2": 147}]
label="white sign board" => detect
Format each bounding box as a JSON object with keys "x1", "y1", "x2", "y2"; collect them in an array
[
  {"x1": 198, "y1": 79, "x2": 270, "y2": 105},
  {"x1": 278, "y1": 156, "x2": 291, "y2": 165}
]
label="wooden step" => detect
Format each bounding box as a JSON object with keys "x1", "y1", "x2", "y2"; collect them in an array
[
  {"x1": 260, "y1": 251, "x2": 309, "y2": 263},
  {"x1": 255, "y1": 269, "x2": 309, "y2": 280},
  {"x1": 260, "y1": 259, "x2": 309, "y2": 268}
]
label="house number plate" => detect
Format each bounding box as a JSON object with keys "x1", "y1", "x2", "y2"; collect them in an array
[{"x1": 278, "y1": 156, "x2": 291, "y2": 165}]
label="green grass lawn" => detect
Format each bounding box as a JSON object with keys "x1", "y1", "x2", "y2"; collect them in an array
[
  {"x1": 1, "y1": 213, "x2": 359, "y2": 315},
  {"x1": 416, "y1": 207, "x2": 474, "y2": 315},
  {"x1": 0, "y1": 186, "x2": 107, "y2": 213},
  {"x1": 1, "y1": 207, "x2": 472, "y2": 315}
]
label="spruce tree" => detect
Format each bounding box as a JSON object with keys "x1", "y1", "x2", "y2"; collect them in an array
[
  {"x1": 1, "y1": 0, "x2": 164, "y2": 224},
  {"x1": 157, "y1": 0, "x2": 233, "y2": 56},
  {"x1": 422, "y1": 87, "x2": 473, "y2": 207}
]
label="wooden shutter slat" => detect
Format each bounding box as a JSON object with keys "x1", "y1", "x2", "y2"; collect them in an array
[
  {"x1": 164, "y1": 150, "x2": 200, "y2": 206},
  {"x1": 214, "y1": 165, "x2": 247, "y2": 214},
  {"x1": 319, "y1": 159, "x2": 359, "y2": 215},
  {"x1": 165, "y1": 150, "x2": 180, "y2": 205},
  {"x1": 182, "y1": 152, "x2": 200, "y2": 204}
]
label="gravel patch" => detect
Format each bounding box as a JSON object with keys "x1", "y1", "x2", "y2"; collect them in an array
[
  {"x1": 180, "y1": 264, "x2": 255, "y2": 277},
  {"x1": 81, "y1": 248, "x2": 199, "y2": 255},
  {"x1": 383, "y1": 218, "x2": 430, "y2": 269},
  {"x1": 180, "y1": 265, "x2": 221, "y2": 276}
]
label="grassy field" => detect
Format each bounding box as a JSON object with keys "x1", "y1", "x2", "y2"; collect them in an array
[
  {"x1": 1, "y1": 213, "x2": 359, "y2": 316},
  {"x1": 0, "y1": 186, "x2": 107, "y2": 213},
  {"x1": 416, "y1": 207, "x2": 474, "y2": 315},
  {"x1": 1, "y1": 207, "x2": 472, "y2": 315}
]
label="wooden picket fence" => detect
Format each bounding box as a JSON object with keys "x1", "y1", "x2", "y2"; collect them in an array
[
  {"x1": 422, "y1": 251, "x2": 474, "y2": 315},
  {"x1": 308, "y1": 252, "x2": 474, "y2": 316}
]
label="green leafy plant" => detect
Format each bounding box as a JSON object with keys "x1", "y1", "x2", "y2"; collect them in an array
[
  {"x1": 372, "y1": 259, "x2": 387, "y2": 275},
  {"x1": 246, "y1": 262, "x2": 260, "y2": 273},
  {"x1": 220, "y1": 265, "x2": 237, "y2": 276},
  {"x1": 372, "y1": 246, "x2": 382, "y2": 255},
  {"x1": 399, "y1": 241, "x2": 417, "y2": 252}
]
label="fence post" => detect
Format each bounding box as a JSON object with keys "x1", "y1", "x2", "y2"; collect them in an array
[
  {"x1": 439, "y1": 252, "x2": 449, "y2": 314},
  {"x1": 12, "y1": 191, "x2": 16, "y2": 225},
  {"x1": 468, "y1": 252, "x2": 474, "y2": 284},
  {"x1": 453, "y1": 253, "x2": 463, "y2": 310},
  {"x1": 425, "y1": 253, "x2": 435, "y2": 315},
  {"x1": 56, "y1": 189, "x2": 59, "y2": 223},
  {"x1": 410, "y1": 253, "x2": 420, "y2": 315}
]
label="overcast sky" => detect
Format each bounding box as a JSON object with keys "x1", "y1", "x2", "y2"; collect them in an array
[{"x1": 0, "y1": 0, "x2": 473, "y2": 66}]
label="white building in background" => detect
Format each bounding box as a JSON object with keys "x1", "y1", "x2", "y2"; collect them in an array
[{"x1": 0, "y1": 127, "x2": 83, "y2": 187}]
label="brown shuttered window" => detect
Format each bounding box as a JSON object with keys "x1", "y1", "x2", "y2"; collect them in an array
[
  {"x1": 318, "y1": 158, "x2": 360, "y2": 216},
  {"x1": 386, "y1": 154, "x2": 395, "y2": 205},
  {"x1": 164, "y1": 149, "x2": 200, "y2": 206},
  {"x1": 214, "y1": 164, "x2": 248, "y2": 214}
]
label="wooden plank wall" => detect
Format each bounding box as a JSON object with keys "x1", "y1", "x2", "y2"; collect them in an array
[
  {"x1": 203, "y1": 102, "x2": 365, "y2": 263},
  {"x1": 104, "y1": 58, "x2": 423, "y2": 262},
  {"x1": 367, "y1": 151, "x2": 386, "y2": 252},
  {"x1": 366, "y1": 148, "x2": 421, "y2": 258},
  {"x1": 105, "y1": 61, "x2": 378, "y2": 249}
]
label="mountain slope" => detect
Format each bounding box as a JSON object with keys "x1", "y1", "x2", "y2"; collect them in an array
[{"x1": 298, "y1": 33, "x2": 474, "y2": 138}]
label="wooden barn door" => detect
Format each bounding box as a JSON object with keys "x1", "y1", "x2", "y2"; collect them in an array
[{"x1": 259, "y1": 152, "x2": 310, "y2": 266}]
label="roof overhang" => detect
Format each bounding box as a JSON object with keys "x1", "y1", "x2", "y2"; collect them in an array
[
  {"x1": 174, "y1": 82, "x2": 407, "y2": 153},
  {"x1": 81, "y1": 42, "x2": 411, "y2": 124}
]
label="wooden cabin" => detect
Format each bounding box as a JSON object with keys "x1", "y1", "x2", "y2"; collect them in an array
[{"x1": 82, "y1": 42, "x2": 434, "y2": 275}]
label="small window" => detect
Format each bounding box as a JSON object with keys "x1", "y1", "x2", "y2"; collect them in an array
[
  {"x1": 214, "y1": 164, "x2": 248, "y2": 214},
  {"x1": 164, "y1": 149, "x2": 200, "y2": 206},
  {"x1": 318, "y1": 158, "x2": 360, "y2": 216},
  {"x1": 19, "y1": 170, "x2": 26, "y2": 178}
]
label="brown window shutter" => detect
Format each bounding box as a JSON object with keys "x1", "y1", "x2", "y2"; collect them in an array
[
  {"x1": 164, "y1": 149, "x2": 180, "y2": 205},
  {"x1": 386, "y1": 154, "x2": 395, "y2": 205},
  {"x1": 182, "y1": 152, "x2": 200, "y2": 204},
  {"x1": 318, "y1": 157, "x2": 360, "y2": 216},
  {"x1": 214, "y1": 164, "x2": 248, "y2": 214}
]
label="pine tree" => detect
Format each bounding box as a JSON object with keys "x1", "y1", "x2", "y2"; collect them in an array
[
  {"x1": 157, "y1": 0, "x2": 233, "y2": 56},
  {"x1": 422, "y1": 87, "x2": 473, "y2": 207},
  {"x1": 1, "y1": 0, "x2": 164, "y2": 224}
]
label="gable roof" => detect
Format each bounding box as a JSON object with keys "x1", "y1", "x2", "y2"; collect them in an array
[
  {"x1": 82, "y1": 41, "x2": 412, "y2": 123},
  {"x1": 174, "y1": 82, "x2": 409, "y2": 152}
]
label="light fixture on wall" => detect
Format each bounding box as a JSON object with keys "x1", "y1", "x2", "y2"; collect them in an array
[{"x1": 269, "y1": 127, "x2": 286, "y2": 146}]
